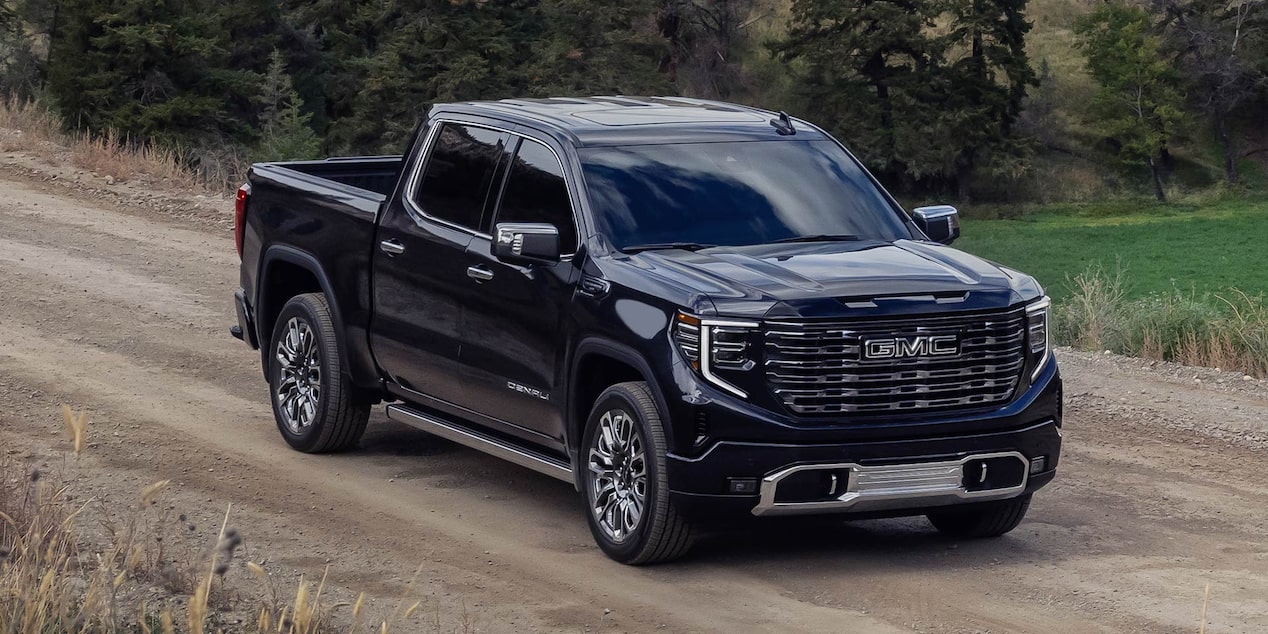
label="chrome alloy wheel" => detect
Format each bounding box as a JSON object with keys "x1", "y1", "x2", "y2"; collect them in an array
[
  {"x1": 275, "y1": 317, "x2": 321, "y2": 434},
  {"x1": 588, "y1": 408, "x2": 647, "y2": 543}
]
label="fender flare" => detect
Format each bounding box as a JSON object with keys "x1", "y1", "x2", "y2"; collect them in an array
[
  {"x1": 567, "y1": 337, "x2": 674, "y2": 490},
  {"x1": 256, "y1": 245, "x2": 349, "y2": 378}
]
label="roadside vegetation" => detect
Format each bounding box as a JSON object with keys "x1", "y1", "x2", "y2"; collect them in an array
[
  {"x1": 957, "y1": 196, "x2": 1268, "y2": 377},
  {"x1": 0, "y1": 408, "x2": 433, "y2": 633}
]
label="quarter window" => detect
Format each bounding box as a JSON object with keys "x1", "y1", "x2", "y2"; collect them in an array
[
  {"x1": 496, "y1": 139, "x2": 578, "y2": 253},
  {"x1": 413, "y1": 123, "x2": 508, "y2": 232}
]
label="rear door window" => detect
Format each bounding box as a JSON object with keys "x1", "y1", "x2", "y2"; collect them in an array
[
  {"x1": 494, "y1": 138, "x2": 578, "y2": 253},
  {"x1": 412, "y1": 123, "x2": 509, "y2": 232}
]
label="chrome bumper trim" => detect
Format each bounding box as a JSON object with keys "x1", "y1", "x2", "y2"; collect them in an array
[{"x1": 751, "y1": 451, "x2": 1029, "y2": 517}]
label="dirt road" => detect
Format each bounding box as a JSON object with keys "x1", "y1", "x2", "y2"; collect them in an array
[{"x1": 2, "y1": 167, "x2": 1267, "y2": 633}]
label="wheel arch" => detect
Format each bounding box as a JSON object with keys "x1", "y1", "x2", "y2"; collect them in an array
[
  {"x1": 568, "y1": 338, "x2": 674, "y2": 491},
  {"x1": 256, "y1": 246, "x2": 347, "y2": 379}
]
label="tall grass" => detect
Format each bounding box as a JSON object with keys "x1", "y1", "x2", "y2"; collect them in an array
[
  {"x1": 1055, "y1": 265, "x2": 1268, "y2": 376},
  {"x1": 0, "y1": 98, "x2": 244, "y2": 192},
  {"x1": 0, "y1": 408, "x2": 430, "y2": 633}
]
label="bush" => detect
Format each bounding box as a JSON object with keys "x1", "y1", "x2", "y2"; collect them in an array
[{"x1": 1056, "y1": 264, "x2": 1268, "y2": 376}]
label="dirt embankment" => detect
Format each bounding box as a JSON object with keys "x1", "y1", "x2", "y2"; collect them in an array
[{"x1": 1, "y1": 157, "x2": 1267, "y2": 632}]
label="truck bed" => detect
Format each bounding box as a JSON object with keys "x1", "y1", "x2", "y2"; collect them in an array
[{"x1": 265, "y1": 156, "x2": 404, "y2": 198}]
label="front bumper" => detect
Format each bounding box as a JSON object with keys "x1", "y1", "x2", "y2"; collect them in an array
[
  {"x1": 663, "y1": 361, "x2": 1063, "y2": 520},
  {"x1": 667, "y1": 418, "x2": 1060, "y2": 520}
]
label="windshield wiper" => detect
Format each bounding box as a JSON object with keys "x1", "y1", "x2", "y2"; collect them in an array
[
  {"x1": 770, "y1": 234, "x2": 861, "y2": 244},
  {"x1": 621, "y1": 242, "x2": 717, "y2": 254}
]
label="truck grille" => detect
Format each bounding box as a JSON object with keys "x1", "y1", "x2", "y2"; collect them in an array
[{"x1": 764, "y1": 307, "x2": 1026, "y2": 416}]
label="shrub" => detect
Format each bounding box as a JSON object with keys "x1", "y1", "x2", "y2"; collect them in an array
[{"x1": 1056, "y1": 264, "x2": 1268, "y2": 377}]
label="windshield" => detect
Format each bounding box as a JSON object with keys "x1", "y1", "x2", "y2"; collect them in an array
[{"x1": 579, "y1": 140, "x2": 912, "y2": 251}]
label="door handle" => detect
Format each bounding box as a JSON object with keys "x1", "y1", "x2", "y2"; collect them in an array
[
  {"x1": 466, "y1": 265, "x2": 495, "y2": 282},
  {"x1": 380, "y1": 239, "x2": 405, "y2": 256}
]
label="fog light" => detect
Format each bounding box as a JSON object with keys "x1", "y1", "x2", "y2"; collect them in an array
[
  {"x1": 728, "y1": 478, "x2": 758, "y2": 494},
  {"x1": 1029, "y1": 456, "x2": 1047, "y2": 474}
]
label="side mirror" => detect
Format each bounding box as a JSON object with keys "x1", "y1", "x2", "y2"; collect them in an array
[
  {"x1": 913, "y1": 205, "x2": 961, "y2": 245},
  {"x1": 493, "y1": 223, "x2": 561, "y2": 265}
]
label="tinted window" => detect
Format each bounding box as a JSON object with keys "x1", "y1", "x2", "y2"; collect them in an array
[
  {"x1": 496, "y1": 139, "x2": 577, "y2": 253},
  {"x1": 413, "y1": 123, "x2": 508, "y2": 231},
  {"x1": 579, "y1": 140, "x2": 912, "y2": 250}
]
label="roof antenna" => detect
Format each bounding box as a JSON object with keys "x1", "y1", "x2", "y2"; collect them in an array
[{"x1": 769, "y1": 111, "x2": 796, "y2": 136}]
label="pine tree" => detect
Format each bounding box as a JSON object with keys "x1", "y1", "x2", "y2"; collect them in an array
[
  {"x1": 525, "y1": 0, "x2": 670, "y2": 97},
  {"x1": 773, "y1": 0, "x2": 941, "y2": 184},
  {"x1": 253, "y1": 50, "x2": 320, "y2": 162},
  {"x1": 774, "y1": 0, "x2": 1037, "y2": 200},
  {"x1": 0, "y1": 1, "x2": 42, "y2": 98},
  {"x1": 1076, "y1": 1, "x2": 1185, "y2": 200},
  {"x1": 942, "y1": 0, "x2": 1038, "y2": 202},
  {"x1": 47, "y1": 0, "x2": 256, "y2": 147}
]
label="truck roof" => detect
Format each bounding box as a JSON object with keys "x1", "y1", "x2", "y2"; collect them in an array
[{"x1": 432, "y1": 96, "x2": 830, "y2": 147}]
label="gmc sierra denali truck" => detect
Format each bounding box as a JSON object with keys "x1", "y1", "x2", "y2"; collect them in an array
[{"x1": 231, "y1": 97, "x2": 1061, "y2": 564}]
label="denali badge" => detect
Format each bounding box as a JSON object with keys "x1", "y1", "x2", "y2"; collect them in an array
[
  {"x1": 507, "y1": 381, "x2": 550, "y2": 401},
  {"x1": 862, "y1": 335, "x2": 960, "y2": 360}
]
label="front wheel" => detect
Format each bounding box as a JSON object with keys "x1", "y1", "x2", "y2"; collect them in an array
[
  {"x1": 582, "y1": 382, "x2": 694, "y2": 564},
  {"x1": 927, "y1": 494, "x2": 1032, "y2": 539},
  {"x1": 268, "y1": 293, "x2": 369, "y2": 453}
]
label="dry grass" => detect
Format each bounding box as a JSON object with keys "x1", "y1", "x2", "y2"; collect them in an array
[
  {"x1": 1055, "y1": 264, "x2": 1268, "y2": 377},
  {"x1": 1, "y1": 407, "x2": 433, "y2": 634},
  {"x1": 0, "y1": 98, "x2": 203, "y2": 190}
]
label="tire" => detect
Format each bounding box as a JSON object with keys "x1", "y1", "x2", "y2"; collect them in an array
[
  {"x1": 581, "y1": 381, "x2": 694, "y2": 564},
  {"x1": 927, "y1": 494, "x2": 1032, "y2": 539},
  {"x1": 267, "y1": 293, "x2": 370, "y2": 453}
]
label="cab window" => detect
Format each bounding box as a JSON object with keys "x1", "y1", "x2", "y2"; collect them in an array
[{"x1": 494, "y1": 138, "x2": 578, "y2": 253}]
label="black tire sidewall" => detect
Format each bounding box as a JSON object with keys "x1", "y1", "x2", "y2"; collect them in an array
[
  {"x1": 268, "y1": 295, "x2": 335, "y2": 452},
  {"x1": 581, "y1": 386, "x2": 665, "y2": 562}
]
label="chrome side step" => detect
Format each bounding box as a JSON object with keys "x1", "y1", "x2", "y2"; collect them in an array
[{"x1": 385, "y1": 405, "x2": 573, "y2": 483}]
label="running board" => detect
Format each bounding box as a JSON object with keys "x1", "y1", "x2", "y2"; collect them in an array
[{"x1": 385, "y1": 405, "x2": 573, "y2": 483}]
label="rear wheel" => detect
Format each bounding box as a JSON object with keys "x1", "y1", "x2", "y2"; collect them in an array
[
  {"x1": 268, "y1": 293, "x2": 369, "y2": 453},
  {"x1": 927, "y1": 494, "x2": 1032, "y2": 538},
  {"x1": 582, "y1": 382, "x2": 694, "y2": 564}
]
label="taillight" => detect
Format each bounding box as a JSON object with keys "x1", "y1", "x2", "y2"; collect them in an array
[{"x1": 234, "y1": 183, "x2": 251, "y2": 258}]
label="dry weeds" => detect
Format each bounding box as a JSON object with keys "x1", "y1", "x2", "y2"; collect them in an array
[
  {"x1": 1056, "y1": 265, "x2": 1268, "y2": 377},
  {"x1": 0, "y1": 99, "x2": 201, "y2": 190},
  {"x1": 0, "y1": 407, "x2": 433, "y2": 633}
]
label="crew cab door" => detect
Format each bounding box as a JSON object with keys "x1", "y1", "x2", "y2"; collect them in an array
[
  {"x1": 458, "y1": 134, "x2": 582, "y2": 445},
  {"x1": 370, "y1": 121, "x2": 511, "y2": 405}
]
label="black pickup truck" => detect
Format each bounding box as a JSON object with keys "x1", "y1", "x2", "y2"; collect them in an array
[{"x1": 232, "y1": 97, "x2": 1061, "y2": 564}]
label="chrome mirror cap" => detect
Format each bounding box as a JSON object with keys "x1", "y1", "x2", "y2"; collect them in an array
[
  {"x1": 494, "y1": 222, "x2": 561, "y2": 265},
  {"x1": 913, "y1": 205, "x2": 961, "y2": 245}
]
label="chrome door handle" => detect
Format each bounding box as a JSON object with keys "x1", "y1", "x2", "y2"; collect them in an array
[
  {"x1": 379, "y1": 239, "x2": 406, "y2": 256},
  {"x1": 466, "y1": 265, "x2": 494, "y2": 282}
]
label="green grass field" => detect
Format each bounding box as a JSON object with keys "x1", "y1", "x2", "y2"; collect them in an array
[{"x1": 955, "y1": 197, "x2": 1268, "y2": 302}]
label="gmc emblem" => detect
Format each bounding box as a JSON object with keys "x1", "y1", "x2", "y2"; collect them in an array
[{"x1": 862, "y1": 335, "x2": 961, "y2": 360}]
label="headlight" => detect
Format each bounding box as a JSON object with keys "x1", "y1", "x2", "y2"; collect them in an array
[
  {"x1": 674, "y1": 313, "x2": 758, "y2": 398},
  {"x1": 1026, "y1": 297, "x2": 1051, "y2": 380}
]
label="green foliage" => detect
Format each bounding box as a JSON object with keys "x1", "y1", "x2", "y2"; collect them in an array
[
  {"x1": 955, "y1": 196, "x2": 1268, "y2": 303},
  {"x1": 1049, "y1": 263, "x2": 1268, "y2": 376},
  {"x1": 1155, "y1": 0, "x2": 1268, "y2": 184},
  {"x1": 773, "y1": 0, "x2": 1038, "y2": 201},
  {"x1": 524, "y1": 0, "x2": 670, "y2": 97},
  {"x1": 47, "y1": 0, "x2": 259, "y2": 147},
  {"x1": 0, "y1": 0, "x2": 1257, "y2": 206},
  {"x1": 0, "y1": 4, "x2": 39, "y2": 98},
  {"x1": 1075, "y1": 2, "x2": 1185, "y2": 199},
  {"x1": 773, "y1": 0, "x2": 939, "y2": 179},
  {"x1": 252, "y1": 50, "x2": 319, "y2": 162}
]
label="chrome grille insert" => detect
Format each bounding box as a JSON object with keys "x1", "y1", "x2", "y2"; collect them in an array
[{"x1": 764, "y1": 307, "x2": 1027, "y2": 415}]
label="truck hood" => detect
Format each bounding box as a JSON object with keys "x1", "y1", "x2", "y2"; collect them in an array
[{"x1": 626, "y1": 240, "x2": 1041, "y2": 319}]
